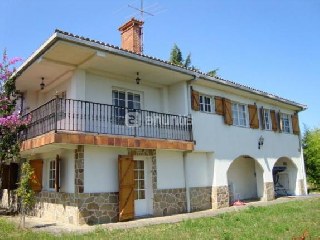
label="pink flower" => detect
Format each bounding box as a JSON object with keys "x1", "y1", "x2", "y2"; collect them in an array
[{"x1": 9, "y1": 57, "x2": 22, "y2": 65}]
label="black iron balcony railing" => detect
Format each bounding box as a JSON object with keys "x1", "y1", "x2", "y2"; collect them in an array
[{"x1": 20, "y1": 98, "x2": 193, "y2": 142}]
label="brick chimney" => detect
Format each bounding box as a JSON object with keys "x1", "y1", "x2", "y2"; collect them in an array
[{"x1": 118, "y1": 18, "x2": 144, "y2": 54}]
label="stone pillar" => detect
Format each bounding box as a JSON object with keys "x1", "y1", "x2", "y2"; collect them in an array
[
  {"x1": 263, "y1": 182, "x2": 275, "y2": 201},
  {"x1": 75, "y1": 145, "x2": 84, "y2": 194},
  {"x1": 211, "y1": 185, "x2": 229, "y2": 209}
]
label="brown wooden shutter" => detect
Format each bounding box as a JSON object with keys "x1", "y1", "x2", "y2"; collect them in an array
[
  {"x1": 191, "y1": 88, "x2": 200, "y2": 111},
  {"x1": 223, "y1": 99, "x2": 233, "y2": 125},
  {"x1": 55, "y1": 155, "x2": 60, "y2": 192},
  {"x1": 0, "y1": 164, "x2": 10, "y2": 189},
  {"x1": 9, "y1": 163, "x2": 19, "y2": 190},
  {"x1": 270, "y1": 110, "x2": 278, "y2": 132},
  {"x1": 30, "y1": 160, "x2": 43, "y2": 192},
  {"x1": 118, "y1": 155, "x2": 134, "y2": 222},
  {"x1": 260, "y1": 107, "x2": 265, "y2": 130},
  {"x1": 278, "y1": 111, "x2": 283, "y2": 132},
  {"x1": 292, "y1": 113, "x2": 300, "y2": 135},
  {"x1": 248, "y1": 104, "x2": 259, "y2": 129},
  {"x1": 214, "y1": 96, "x2": 224, "y2": 115}
]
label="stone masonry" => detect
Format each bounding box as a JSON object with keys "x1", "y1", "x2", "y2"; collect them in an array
[
  {"x1": 77, "y1": 192, "x2": 118, "y2": 225},
  {"x1": 211, "y1": 185, "x2": 229, "y2": 209},
  {"x1": 190, "y1": 186, "x2": 212, "y2": 212},
  {"x1": 153, "y1": 188, "x2": 187, "y2": 216},
  {"x1": 263, "y1": 182, "x2": 275, "y2": 201},
  {"x1": 75, "y1": 145, "x2": 84, "y2": 194}
]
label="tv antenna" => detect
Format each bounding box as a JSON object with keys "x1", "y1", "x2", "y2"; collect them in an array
[{"x1": 128, "y1": 0, "x2": 155, "y2": 53}]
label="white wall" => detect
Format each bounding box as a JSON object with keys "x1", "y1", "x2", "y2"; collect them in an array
[
  {"x1": 156, "y1": 150, "x2": 185, "y2": 189},
  {"x1": 168, "y1": 81, "x2": 188, "y2": 115},
  {"x1": 85, "y1": 73, "x2": 162, "y2": 112},
  {"x1": 84, "y1": 146, "x2": 127, "y2": 193}
]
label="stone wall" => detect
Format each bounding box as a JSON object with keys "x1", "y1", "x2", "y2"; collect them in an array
[
  {"x1": 153, "y1": 188, "x2": 187, "y2": 216},
  {"x1": 190, "y1": 186, "x2": 212, "y2": 212},
  {"x1": 33, "y1": 192, "x2": 119, "y2": 225},
  {"x1": 263, "y1": 182, "x2": 275, "y2": 201},
  {"x1": 74, "y1": 145, "x2": 84, "y2": 194},
  {"x1": 211, "y1": 185, "x2": 229, "y2": 209},
  {"x1": 33, "y1": 192, "x2": 79, "y2": 224}
]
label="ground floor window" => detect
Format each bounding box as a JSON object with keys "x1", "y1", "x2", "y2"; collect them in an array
[
  {"x1": 134, "y1": 160, "x2": 145, "y2": 200},
  {"x1": 48, "y1": 160, "x2": 56, "y2": 190}
]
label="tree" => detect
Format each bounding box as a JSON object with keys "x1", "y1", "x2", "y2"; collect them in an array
[
  {"x1": 303, "y1": 127, "x2": 320, "y2": 189},
  {"x1": 207, "y1": 68, "x2": 219, "y2": 77},
  {"x1": 169, "y1": 44, "x2": 191, "y2": 68},
  {"x1": 0, "y1": 50, "x2": 32, "y2": 227}
]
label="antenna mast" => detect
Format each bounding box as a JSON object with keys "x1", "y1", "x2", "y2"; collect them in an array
[{"x1": 128, "y1": 0, "x2": 154, "y2": 53}]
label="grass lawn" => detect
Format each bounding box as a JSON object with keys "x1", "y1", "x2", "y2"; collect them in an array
[{"x1": 0, "y1": 198, "x2": 319, "y2": 240}]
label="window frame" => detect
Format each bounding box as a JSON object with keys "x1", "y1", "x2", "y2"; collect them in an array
[
  {"x1": 199, "y1": 94, "x2": 214, "y2": 113},
  {"x1": 281, "y1": 113, "x2": 291, "y2": 133},
  {"x1": 264, "y1": 109, "x2": 272, "y2": 131},
  {"x1": 232, "y1": 102, "x2": 249, "y2": 127},
  {"x1": 48, "y1": 160, "x2": 56, "y2": 191}
]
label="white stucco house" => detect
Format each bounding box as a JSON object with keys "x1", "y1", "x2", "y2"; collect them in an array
[{"x1": 1, "y1": 18, "x2": 307, "y2": 225}]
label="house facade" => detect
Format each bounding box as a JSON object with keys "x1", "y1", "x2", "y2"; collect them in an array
[{"x1": 0, "y1": 18, "x2": 307, "y2": 225}]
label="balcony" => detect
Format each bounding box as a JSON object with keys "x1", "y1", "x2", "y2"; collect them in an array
[{"x1": 19, "y1": 98, "x2": 193, "y2": 152}]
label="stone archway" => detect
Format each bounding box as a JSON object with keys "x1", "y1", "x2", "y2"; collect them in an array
[
  {"x1": 227, "y1": 155, "x2": 264, "y2": 204},
  {"x1": 273, "y1": 157, "x2": 298, "y2": 197}
]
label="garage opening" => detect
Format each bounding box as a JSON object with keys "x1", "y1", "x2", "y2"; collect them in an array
[
  {"x1": 227, "y1": 155, "x2": 264, "y2": 204},
  {"x1": 273, "y1": 157, "x2": 298, "y2": 197}
]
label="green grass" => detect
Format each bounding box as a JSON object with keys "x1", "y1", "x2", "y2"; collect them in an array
[{"x1": 0, "y1": 199, "x2": 319, "y2": 240}]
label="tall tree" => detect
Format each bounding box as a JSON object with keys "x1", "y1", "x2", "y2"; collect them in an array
[
  {"x1": 169, "y1": 44, "x2": 191, "y2": 68},
  {"x1": 303, "y1": 127, "x2": 320, "y2": 188}
]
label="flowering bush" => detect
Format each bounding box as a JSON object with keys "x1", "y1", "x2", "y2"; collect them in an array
[{"x1": 0, "y1": 50, "x2": 29, "y2": 162}]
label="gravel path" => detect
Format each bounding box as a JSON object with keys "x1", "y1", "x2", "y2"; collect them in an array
[{"x1": 2, "y1": 194, "x2": 319, "y2": 236}]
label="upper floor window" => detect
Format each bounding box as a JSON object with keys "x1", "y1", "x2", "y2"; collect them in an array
[
  {"x1": 112, "y1": 89, "x2": 141, "y2": 125},
  {"x1": 232, "y1": 102, "x2": 248, "y2": 127},
  {"x1": 199, "y1": 95, "x2": 214, "y2": 113},
  {"x1": 264, "y1": 109, "x2": 272, "y2": 130},
  {"x1": 281, "y1": 113, "x2": 291, "y2": 133}
]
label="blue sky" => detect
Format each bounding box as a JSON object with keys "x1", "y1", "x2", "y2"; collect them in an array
[{"x1": 1, "y1": 0, "x2": 319, "y2": 130}]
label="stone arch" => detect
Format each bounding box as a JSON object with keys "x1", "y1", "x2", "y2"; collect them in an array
[
  {"x1": 227, "y1": 155, "x2": 264, "y2": 204},
  {"x1": 273, "y1": 157, "x2": 298, "y2": 196}
]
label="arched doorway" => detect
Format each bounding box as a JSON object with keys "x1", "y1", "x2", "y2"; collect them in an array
[
  {"x1": 227, "y1": 155, "x2": 264, "y2": 204},
  {"x1": 273, "y1": 157, "x2": 298, "y2": 197}
]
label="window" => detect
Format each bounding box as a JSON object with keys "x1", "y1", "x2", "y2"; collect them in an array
[
  {"x1": 134, "y1": 160, "x2": 145, "y2": 200},
  {"x1": 232, "y1": 103, "x2": 248, "y2": 127},
  {"x1": 199, "y1": 95, "x2": 214, "y2": 113},
  {"x1": 264, "y1": 109, "x2": 272, "y2": 130},
  {"x1": 281, "y1": 113, "x2": 291, "y2": 133},
  {"x1": 48, "y1": 160, "x2": 56, "y2": 189},
  {"x1": 112, "y1": 90, "x2": 141, "y2": 125}
]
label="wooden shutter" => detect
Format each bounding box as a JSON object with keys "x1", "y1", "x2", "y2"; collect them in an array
[
  {"x1": 260, "y1": 107, "x2": 265, "y2": 130},
  {"x1": 215, "y1": 96, "x2": 224, "y2": 115},
  {"x1": 270, "y1": 110, "x2": 278, "y2": 132},
  {"x1": 118, "y1": 155, "x2": 134, "y2": 222},
  {"x1": 30, "y1": 160, "x2": 43, "y2": 192},
  {"x1": 292, "y1": 113, "x2": 300, "y2": 135},
  {"x1": 55, "y1": 155, "x2": 60, "y2": 192},
  {"x1": 191, "y1": 88, "x2": 200, "y2": 111},
  {"x1": 0, "y1": 164, "x2": 10, "y2": 189},
  {"x1": 248, "y1": 104, "x2": 259, "y2": 129},
  {"x1": 278, "y1": 111, "x2": 283, "y2": 132},
  {"x1": 9, "y1": 163, "x2": 19, "y2": 190},
  {"x1": 223, "y1": 99, "x2": 233, "y2": 125}
]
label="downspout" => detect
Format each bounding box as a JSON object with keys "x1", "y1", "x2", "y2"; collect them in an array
[{"x1": 183, "y1": 74, "x2": 199, "y2": 213}]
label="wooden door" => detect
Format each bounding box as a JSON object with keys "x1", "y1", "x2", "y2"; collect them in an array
[
  {"x1": 118, "y1": 155, "x2": 134, "y2": 221},
  {"x1": 30, "y1": 160, "x2": 43, "y2": 192}
]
